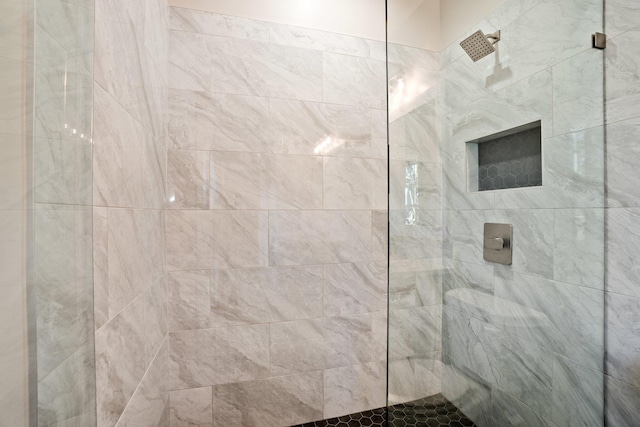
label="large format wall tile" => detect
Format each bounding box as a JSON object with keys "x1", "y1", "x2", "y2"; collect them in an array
[
  {"x1": 552, "y1": 49, "x2": 604, "y2": 135},
  {"x1": 210, "y1": 266, "x2": 323, "y2": 326},
  {"x1": 323, "y1": 157, "x2": 386, "y2": 210},
  {"x1": 167, "y1": 149, "x2": 210, "y2": 209},
  {"x1": 170, "y1": 387, "x2": 213, "y2": 427},
  {"x1": 116, "y1": 339, "x2": 169, "y2": 427},
  {"x1": 270, "y1": 314, "x2": 385, "y2": 375},
  {"x1": 166, "y1": 210, "x2": 268, "y2": 270},
  {"x1": 95, "y1": 296, "x2": 146, "y2": 427},
  {"x1": 606, "y1": 117, "x2": 640, "y2": 208},
  {"x1": 606, "y1": 28, "x2": 640, "y2": 124},
  {"x1": 168, "y1": 89, "x2": 270, "y2": 152},
  {"x1": 323, "y1": 361, "x2": 386, "y2": 419},
  {"x1": 607, "y1": 208, "x2": 640, "y2": 298},
  {"x1": 551, "y1": 355, "x2": 603, "y2": 427},
  {"x1": 165, "y1": 7, "x2": 391, "y2": 423},
  {"x1": 212, "y1": 373, "x2": 323, "y2": 427},
  {"x1": 388, "y1": 306, "x2": 441, "y2": 359},
  {"x1": 268, "y1": 99, "x2": 373, "y2": 157},
  {"x1": 553, "y1": 209, "x2": 604, "y2": 289},
  {"x1": 170, "y1": 7, "x2": 269, "y2": 41},
  {"x1": 168, "y1": 270, "x2": 210, "y2": 331},
  {"x1": 490, "y1": 0, "x2": 601, "y2": 92},
  {"x1": 606, "y1": 293, "x2": 640, "y2": 389},
  {"x1": 270, "y1": 23, "x2": 370, "y2": 58},
  {"x1": 606, "y1": 375, "x2": 640, "y2": 427},
  {"x1": 169, "y1": 31, "x2": 210, "y2": 91},
  {"x1": 166, "y1": 210, "x2": 214, "y2": 271},
  {"x1": 93, "y1": 0, "x2": 170, "y2": 426},
  {"x1": 107, "y1": 209, "x2": 164, "y2": 318},
  {"x1": 269, "y1": 210, "x2": 371, "y2": 266},
  {"x1": 169, "y1": 324, "x2": 270, "y2": 390},
  {"x1": 388, "y1": 352, "x2": 442, "y2": 405},
  {"x1": 323, "y1": 52, "x2": 386, "y2": 109},
  {"x1": 323, "y1": 262, "x2": 387, "y2": 317},
  {"x1": 210, "y1": 152, "x2": 323, "y2": 210},
  {"x1": 208, "y1": 36, "x2": 323, "y2": 101},
  {"x1": 494, "y1": 271, "x2": 603, "y2": 371}
]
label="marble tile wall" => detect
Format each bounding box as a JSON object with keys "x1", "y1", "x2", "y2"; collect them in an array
[
  {"x1": 386, "y1": 42, "x2": 443, "y2": 406},
  {"x1": 166, "y1": 8, "x2": 389, "y2": 426},
  {"x1": 0, "y1": 1, "x2": 31, "y2": 425},
  {"x1": 92, "y1": 0, "x2": 170, "y2": 426},
  {"x1": 438, "y1": 0, "x2": 607, "y2": 426},
  {"x1": 604, "y1": 2, "x2": 640, "y2": 426},
  {"x1": 30, "y1": 0, "x2": 99, "y2": 425}
]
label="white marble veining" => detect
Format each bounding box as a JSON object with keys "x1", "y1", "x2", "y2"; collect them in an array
[
  {"x1": 490, "y1": 0, "x2": 601, "y2": 92},
  {"x1": 324, "y1": 262, "x2": 387, "y2": 316},
  {"x1": 389, "y1": 210, "x2": 442, "y2": 261},
  {"x1": 212, "y1": 373, "x2": 323, "y2": 427},
  {"x1": 210, "y1": 152, "x2": 323, "y2": 210},
  {"x1": 606, "y1": 293, "x2": 640, "y2": 389},
  {"x1": 270, "y1": 313, "x2": 385, "y2": 376},
  {"x1": 270, "y1": 23, "x2": 370, "y2": 58},
  {"x1": 606, "y1": 28, "x2": 640, "y2": 124},
  {"x1": 606, "y1": 0, "x2": 640, "y2": 38},
  {"x1": 170, "y1": 7, "x2": 269, "y2": 42},
  {"x1": 606, "y1": 375, "x2": 640, "y2": 427},
  {"x1": 494, "y1": 270, "x2": 603, "y2": 370},
  {"x1": 169, "y1": 324, "x2": 270, "y2": 390},
  {"x1": 107, "y1": 209, "x2": 164, "y2": 318},
  {"x1": 441, "y1": 363, "x2": 491, "y2": 426},
  {"x1": 323, "y1": 52, "x2": 386, "y2": 109},
  {"x1": 606, "y1": 208, "x2": 640, "y2": 298},
  {"x1": 388, "y1": 306, "x2": 442, "y2": 359},
  {"x1": 168, "y1": 271, "x2": 210, "y2": 331},
  {"x1": 168, "y1": 89, "x2": 270, "y2": 152},
  {"x1": 209, "y1": 36, "x2": 323, "y2": 101},
  {"x1": 388, "y1": 353, "x2": 442, "y2": 405},
  {"x1": 323, "y1": 157, "x2": 386, "y2": 210},
  {"x1": 169, "y1": 31, "x2": 210, "y2": 91},
  {"x1": 167, "y1": 149, "x2": 210, "y2": 209},
  {"x1": 95, "y1": 295, "x2": 146, "y2": 427},
  {"x1": 606, "y1": 117, "x2": 640, "y2": 208},
  {"x1": 167, "y1": 209, "x2": 267, "y2": 270},
  {"x1": 389, "y1": 259, "x2": 443, "y2": 310},
  {"x1": 269, "y1": 210, "x2": 371, "y2": 266},
  {"x1": 371, "y1": 210, "x2": 388, "y2": 262},
  {"x1": 268, "y1": 98, "x2": 373, "y2": 157},
  {"x1": 210, "y1": 266, "x2": 323, "y2": 326},
  {"x1": 553, "y1": 209, "x2": 604, "y2": 289},
  {"x1": 116, "y1": 340, "x2": 169, "y2": 427},
  {"x1": 389, "y1": 108, "x2": 440, "y2": 162},
  {"x1": 551, "y1": 355, "x2": 603, "y2": 427},
  {"x1": 552, "y1": 49, "x2": 604, "y2": 136},
  {"x1": 170, "y1": 387, "x2": 213, "y2": 427},
  {"x1": 37, "y1": 344, "x2": 96, "y2": 427},
  {"x1": 491, "y1": 388, "x2": 554, "y2": 427},
  {"x1": 166, "y1": 210, "x2": 214, "y2": 271},
  {"x1": 323, "y1": 361, "x2": 386, "y2": 419}
]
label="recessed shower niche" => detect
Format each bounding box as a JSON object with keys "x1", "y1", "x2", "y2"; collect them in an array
[{"x1": 467, "y1": 121, "x2": 542, "y2": 192}]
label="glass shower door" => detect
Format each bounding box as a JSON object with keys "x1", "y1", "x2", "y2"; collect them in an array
[{"x1": 387, "y1": 0, "x2": 606, "y2": 425}]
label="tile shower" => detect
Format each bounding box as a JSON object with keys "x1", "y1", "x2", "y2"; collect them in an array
[{"x1": 2, "y1": 0, "x2": 640, "y2": 426}]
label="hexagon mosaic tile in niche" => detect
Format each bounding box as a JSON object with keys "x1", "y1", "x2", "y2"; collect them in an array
[
  {"x1": 291, "y1": 394, "x2": 476, "y2": 427},
  {"x1": 477, "y1": 125, "x2": 542, "y2": 191}
]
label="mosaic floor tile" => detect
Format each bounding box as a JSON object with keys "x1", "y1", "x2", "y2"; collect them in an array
[{"x1": 291, "y1": 394, "x2": 476, "y2": 427}]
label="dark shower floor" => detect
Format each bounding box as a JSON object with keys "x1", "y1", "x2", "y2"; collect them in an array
[{"x1": 292, "y1": 394, "x2": 477, "y2": 427}]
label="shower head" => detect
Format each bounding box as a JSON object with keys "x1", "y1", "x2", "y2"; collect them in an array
[{"x1": 460, "y1": 30, "x2": 501, "y2": 62}]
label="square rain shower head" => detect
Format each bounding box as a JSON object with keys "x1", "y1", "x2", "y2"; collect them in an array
[{"x1": 460, "y1": 30, "x2": 500, "y2": 62}]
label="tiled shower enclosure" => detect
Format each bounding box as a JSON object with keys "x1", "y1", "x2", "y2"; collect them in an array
[{"x1": 3, "y1": 0, "x2": 640, "y2": 426}]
